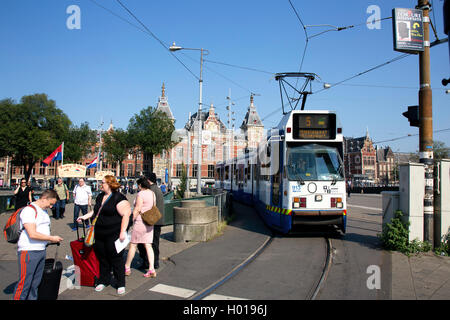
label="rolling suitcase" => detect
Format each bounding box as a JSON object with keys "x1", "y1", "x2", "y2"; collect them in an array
[
  {"x1": 70, "y1": 224, "x2": 100, "y2": 287},
  {"x1": 37, "y1": 243, "x2": 63, "y2": 300}
]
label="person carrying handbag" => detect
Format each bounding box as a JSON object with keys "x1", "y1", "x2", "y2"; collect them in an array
[
  {"x1": 124, "y1": 177, "x2": 157, "y2": 278},
  {"x1": 77, "y1": 175, "x2": 131, "y2": 295}
]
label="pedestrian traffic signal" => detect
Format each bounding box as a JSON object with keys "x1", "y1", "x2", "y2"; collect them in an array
[{"x1": 402, "y1": 105, "x2": 419, "y2": 127}]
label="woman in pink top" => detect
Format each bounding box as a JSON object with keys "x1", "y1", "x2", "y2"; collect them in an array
[{"x1": 124, "y1": 177, "x2": 156, "y2": 278}]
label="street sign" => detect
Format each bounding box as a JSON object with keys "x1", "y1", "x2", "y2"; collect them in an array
[{"x1": 392, "y1": 8, "x2": 424, "y2": 54}]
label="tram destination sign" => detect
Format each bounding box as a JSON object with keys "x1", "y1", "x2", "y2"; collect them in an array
[
  {"x1": 392, "y1": 8, "x2": 424, "y2": 54},
  {"x1": 292, "y1": 113, "x2": 336, "y2": 140}
]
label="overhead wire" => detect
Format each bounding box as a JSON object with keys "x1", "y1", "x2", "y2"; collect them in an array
[
  {"x1": 373, "y1": 128, "x2": 450, "y2": 144},
  {"x1": 261, "y1": 53, "x2": 412, "y2": 121},
  {"x1": 88, "y1": 0, "x2": 199, "y2": 80}
]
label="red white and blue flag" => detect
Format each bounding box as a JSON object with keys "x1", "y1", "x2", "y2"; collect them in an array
[
  {"x1": 42, "y1": 143, "x2": 63, "y2": 167},
  {"x1": 86, "y1": 156, "x2": 98, "y2": 169}
]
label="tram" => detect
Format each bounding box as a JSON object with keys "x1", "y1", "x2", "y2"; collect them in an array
[{"x1": 215, "y1": 110, "x2": 347, "y2": 234}]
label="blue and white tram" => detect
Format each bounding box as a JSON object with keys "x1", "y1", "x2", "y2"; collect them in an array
[{"x1": 215, "y1": 110, "x2": 347, "y2": 234}]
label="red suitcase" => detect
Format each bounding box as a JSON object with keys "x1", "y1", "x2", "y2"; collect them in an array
[{"x1": 70, "y1": 224, "x2": 100, "y2": 287}]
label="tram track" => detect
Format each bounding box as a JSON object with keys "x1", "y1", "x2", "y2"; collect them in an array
[
  {"x1": 188, "y1": 231, "x2": 333, "y2": 300},
  {"x1": 307, "y1": 237, "x2": 332, "y2": 300}
]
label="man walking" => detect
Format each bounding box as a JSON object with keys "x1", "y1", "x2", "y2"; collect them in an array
[
  {"x1": 73, "y1": 178, "x2": 92, "y2": 231},
  {"x1": 54, "y1": 178, "x2": 69, "y2": 219},
  {"x1": 138, "y1": 173, "x2": 165, "y2": 269},
  {"x1": 13, "y1": 190, "x2": 63, "y2": 300}
]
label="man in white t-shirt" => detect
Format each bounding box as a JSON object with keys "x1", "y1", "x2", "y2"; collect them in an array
[
  {"x1": 72, "y1": 178, "x2": 92, "y2": 231},
  {"x1": 13, "y1": 189, "x2": 63, "y2": 300}
]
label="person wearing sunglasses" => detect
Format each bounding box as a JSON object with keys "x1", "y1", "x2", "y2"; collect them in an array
[{"x1": 14, "y1": 178, "x2": 33, "y2": 210}]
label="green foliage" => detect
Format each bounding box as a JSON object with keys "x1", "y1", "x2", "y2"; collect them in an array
[
  {"x1": 64, "y1": 122, "x2": 97, "y2": 163},
  {"x1": 0, "y1": 94, "x2": 71, "y2": 180},
  {"x1": 434, "y1": 232, "x2": 450, "y2": 257},
  {"x1": 127, "y1": 106, "x2": 176, "y2": 172},
  {"x1": 102, "y1": 128, "x2": 133, "y2": 174},
  {"x1": 379, "y1": 210, "x2": 431, "y2": 256},
  {"x1": 175, "y1": 163, "x2": 187, "y2": 199},
  {"x1": 413, "y1": 140, "x2": 449, "y2": 161}
]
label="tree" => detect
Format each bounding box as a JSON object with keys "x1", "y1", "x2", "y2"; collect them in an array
[
  {"x1": 64, "y1": 122, "x2": 97, "y2": 163},
  {"x1": 127, "y1": 106, "x2": 176, "y2": 174},
  {"x1": 413, "y1": 140, "x2": 449, "y2": 162},
  {"x1": 175, "y1": 163, "x2": 187, "y2": 199},
  {"x1": 102, "y1": 128, "x2": 132, "y2": 176},
  {"x1": 433, "y1": 141, "x2": 449, "y2": 161},
  {"x1": 0, "y1": 94, "x2": 71, "y2": 181}
]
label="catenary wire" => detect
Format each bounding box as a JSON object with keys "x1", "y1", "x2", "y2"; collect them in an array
[
  {"x1": 261, "y1": 53, "x2": 412, "y2": 121},
  {"x1": 373, "y1": 128, "x2": 450, "y2": 144},
  {"x1": 88, "y1": 0, "x2": 199, "y2": 80}
]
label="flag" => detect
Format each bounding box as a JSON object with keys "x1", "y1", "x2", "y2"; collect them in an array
[
  {"x1": 42, "y1": 143, "x2": 63, "y2": 167},
  {"x1": 87, "y1": 156, "x2": 98, "y2": 169}
]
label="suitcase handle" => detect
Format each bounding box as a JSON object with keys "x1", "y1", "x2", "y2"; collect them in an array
[
  {"x1": 76, "y1": 221, "x2": 87, "y2": 241},
  {"x1": 46, "y1": 242, "x2": 60, "y2": 270}
]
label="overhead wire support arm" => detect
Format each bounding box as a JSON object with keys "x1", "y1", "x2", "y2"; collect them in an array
[{"x1": 275, "y1": 72, "x2": 317, "y2": 113}]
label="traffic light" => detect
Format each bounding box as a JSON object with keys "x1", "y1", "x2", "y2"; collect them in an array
[{"x1": 402, "y1": 105, "x2": 419, "y2": 127}]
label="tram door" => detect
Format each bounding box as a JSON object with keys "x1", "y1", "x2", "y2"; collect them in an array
[
  {"x1": 271, "y1": 140, "x2": 283, "y2": 226},
  {"x1": 271, "y1": 140, "x2": 281, "y2": 205}
]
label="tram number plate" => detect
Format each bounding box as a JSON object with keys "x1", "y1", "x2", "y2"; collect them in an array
[{"x1": 292, "y1": 185, "x2": 302, "y2": 192}]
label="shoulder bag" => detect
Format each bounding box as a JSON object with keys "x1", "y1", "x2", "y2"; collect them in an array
[
  {"x1": 140, "y1": 191, "x2": 161, "y2": 226},
  {"x1": 84, "y1": 193, "x2": 112, "y2": 247}
]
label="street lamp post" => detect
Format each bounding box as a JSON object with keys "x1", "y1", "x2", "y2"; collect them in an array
[{"x1": 169, "y1": 42, "x2": 209, "y2": 194}]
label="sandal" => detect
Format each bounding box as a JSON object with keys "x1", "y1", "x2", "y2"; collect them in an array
[
  {"x1": 125, "y1": 266, "x2": 131, "y2": 276},
  {"x1": 95, "y1": 284, "x2": 106, "y2": 292},
  {"x1": 144, "y1": 270, "x2": 156, "y2": 278}
]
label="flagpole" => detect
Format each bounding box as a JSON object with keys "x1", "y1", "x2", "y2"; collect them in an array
[{"x1": 62, "y1": 141, "x2": 64, "y2": 166}]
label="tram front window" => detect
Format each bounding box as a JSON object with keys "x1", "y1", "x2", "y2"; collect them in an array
[{"x1": 286, "y1": 144, "x2": 344, "y2": 181}]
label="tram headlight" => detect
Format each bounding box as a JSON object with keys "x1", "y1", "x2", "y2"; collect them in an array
[{"x1": 315, "y1": 195, "x2": 322, "y2": 202}]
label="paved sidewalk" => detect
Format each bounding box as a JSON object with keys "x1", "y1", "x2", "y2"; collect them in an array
[
  {"x1": 391, "y1": 251, "x2": 450, "y2": 299},
  {"x1": 0, "y1": 195, "x2": 449, "y2": 300}
]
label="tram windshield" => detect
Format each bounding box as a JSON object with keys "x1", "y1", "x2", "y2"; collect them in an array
[{"x1": 286, "y1": 144, "x2": 344, "y2": 182}]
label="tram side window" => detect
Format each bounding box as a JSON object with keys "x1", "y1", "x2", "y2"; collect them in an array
[{"x1": 225, "y1": 166, "x2": 230, "y2": 180}]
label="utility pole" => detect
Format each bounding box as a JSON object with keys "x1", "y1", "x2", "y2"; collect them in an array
[
  {"x1": 186, "y1": 112, "x2": 191, "y2": 192},
  {"x1": 98, "y1": 118, "x2": 104, "y2": 173},
  {"x1": 418, "y1": 0, "x2": 434, "y2": 245},
  {"x1": 226, "y1": 89, "x2": 233, "y2": 161}
]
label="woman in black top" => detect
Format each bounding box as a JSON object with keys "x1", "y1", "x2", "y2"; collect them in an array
[
  {"x1": 14, "y1": 178, "x2": 32, "y2": 209},
  {"x1": 77, "y1": 175, "x2": 131, "y2": 295}
]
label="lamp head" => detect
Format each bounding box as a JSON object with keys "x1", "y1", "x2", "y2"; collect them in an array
[{"x1": 169, "y1": 42, "x2": 182, "y2": 51}]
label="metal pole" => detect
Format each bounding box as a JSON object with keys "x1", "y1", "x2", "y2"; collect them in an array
[
  {"x1": 187, "y1": 112, "x2": 191, "y2": 192},
  {"x1": 418, "y1": 0, "x2": 434, "y2": 245},
  {"x1": 197, "y1": 49, "x2": 204, "y2": 194}
]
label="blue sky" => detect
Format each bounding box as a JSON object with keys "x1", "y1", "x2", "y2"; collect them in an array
[{"x1": 1, "y1": 0, "x2": 449, "y2": 153}]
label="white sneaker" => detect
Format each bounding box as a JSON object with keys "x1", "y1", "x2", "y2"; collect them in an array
[
  {"x1": 95, "y1": 284, "x2": 106, "y2": 292},
  {"x1": 117, "y1": 287, "x2": 126, "y2": 295}
]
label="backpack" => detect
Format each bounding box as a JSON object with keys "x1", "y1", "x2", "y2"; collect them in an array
[{"x1": 3, "y1": 205, "x2": 38, "y2": 244}]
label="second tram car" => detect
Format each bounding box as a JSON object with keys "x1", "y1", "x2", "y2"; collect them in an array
[{"x1": 215, "y1": 110, "x2": 347, "y2": 234}]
